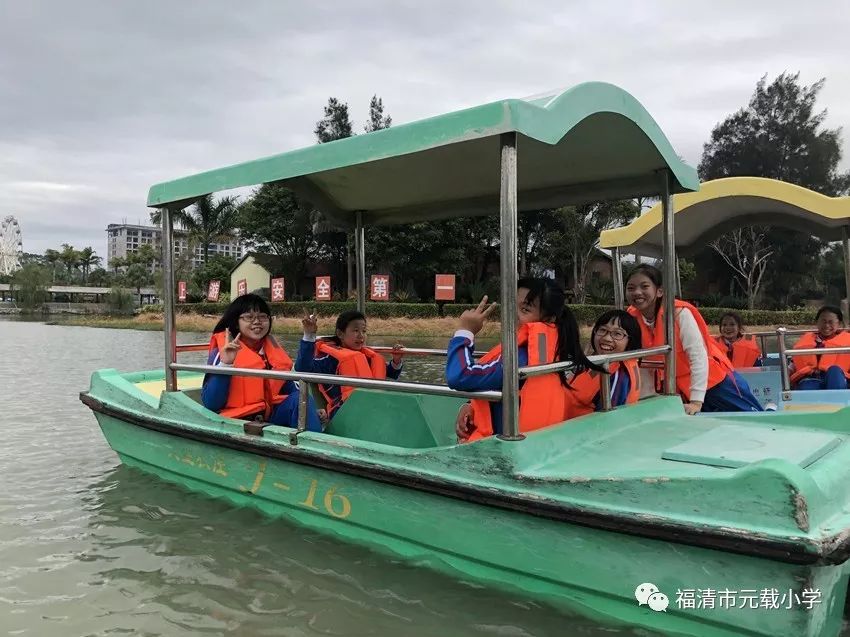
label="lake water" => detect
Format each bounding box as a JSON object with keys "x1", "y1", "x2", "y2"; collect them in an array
[{"x1": 0, "y1": 318, "x2": 841, "y2": 636}]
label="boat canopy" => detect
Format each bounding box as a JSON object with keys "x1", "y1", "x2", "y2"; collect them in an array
[
  {"x1": 147, "y1": 82, "x2": 699, "y2": 227},
  {"x1": 600, "y1": 177, "x2": 850, "y2": 256}
]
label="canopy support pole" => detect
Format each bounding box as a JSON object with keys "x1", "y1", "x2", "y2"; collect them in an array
[
  {"x1": 843, "y1": 226, "x2": 850, "y2": 326},
  {"x1": 612, "y1": 247, "x2": 624, "y2": 309},
  {"x1": 355, "y1": 211, "x2": 366, "y2": 313},
  {"x1": 498, "y1": 132, "x2": 522, "y2": 441},
  {"x1": 675, "y1": 250, "x2": 682, "y2": 297},
  {"x1": 161, "y1": 207, "x2": 177, "y2": 392},
  {"x1": 660, "y1": 171, "x2": 677, "y2": 396}
]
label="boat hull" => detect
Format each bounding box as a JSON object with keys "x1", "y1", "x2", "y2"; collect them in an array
[{"x1": 92, "y1": 410, "x2": 849, "y2": 637}]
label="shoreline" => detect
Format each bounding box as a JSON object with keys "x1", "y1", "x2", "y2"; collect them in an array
[
  {"x1": 49, "y1": 313, "x2": 505, "y2": 338},
  {"x1": 46, "y1": 313, "x2": 795, "y2": 341}
]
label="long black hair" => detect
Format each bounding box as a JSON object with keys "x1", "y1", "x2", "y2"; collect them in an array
[
  {"x1": 517, "y1": 277, "x2": 604, "y2": 385},
  {"x1": 590, "y1": 310, "x2": 642, "y2": 353},
  {"x1": 324, "y1": 310, "x2": 367, "y2": 346},
  {"x1": 626, "y1": 263, "x2": 664, "y2": 317},
  {"x1": 213, "y1": 293, "x2": 273, "y2": 338}
]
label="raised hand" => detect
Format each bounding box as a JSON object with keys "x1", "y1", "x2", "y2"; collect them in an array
[
  {"x1": 219, "y1": 330, "x2": 242, "y2": 365},
  {"x1": 302, "y1": 309, "x2": 318, "y2": 336},
  {"x1": 458, "y1": 295, "x2": 498, "y2": 335},
  {"x1": 391, "y1": 343, "x2": 404, "y2": 365}
]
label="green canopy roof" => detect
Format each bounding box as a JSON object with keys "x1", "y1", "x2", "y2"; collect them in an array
[{"x1": 147, "y1": 82, "x2": 699, "y2": 227}]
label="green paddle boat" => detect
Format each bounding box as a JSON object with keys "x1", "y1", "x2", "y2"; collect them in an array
[{"x1": 81, "y1": 82, "x2": 850, "y2": 637}]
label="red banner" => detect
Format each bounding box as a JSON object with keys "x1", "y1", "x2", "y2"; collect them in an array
[
  {"x1": 207, "y1": 280, "x2": 221, "y2": 302},
  {"x1": 435, "y1": 274, "x2": 456, "y2": 301},
  {"x1": 236, "y1": 279, "x2": 247, "y2": 297},
  {"x1": 270, "y1": 277, "x2": 285, "y2": 302},
  {"x1": 177, "y1": 281, "x2": 187, "y2": 302},
  {"x1": 370, "y1": 274, "x2": 390, "y2": 301},
  {"x1": 315, "y1": 276, "x2": 331, "y2": 301}
]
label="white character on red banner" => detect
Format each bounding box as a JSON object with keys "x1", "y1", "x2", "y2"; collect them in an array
[
  {"x1": 271, "y1": 277, "x2": 285, "y2": 302},
  {"x1": 371, "y1": 275, "x2": 389, "y2": 301}
]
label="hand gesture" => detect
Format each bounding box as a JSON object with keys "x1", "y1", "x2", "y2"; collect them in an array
[
  {"x1": 219, "y1": 330, "x2": 242, "y2": 365},
  {"x1": 684, "y1": 400, "x2": 703, "y2": 416},
  {"x1": 456, "y1": 403, "x2": 475, "y2": 441},
  {"x1": 302, "y1": 309, "x2": 318, "y2": 336},
  {"x1": 459, "y1": 296, "x2": 498, "y2": 335},
  {"x1": 391, "y1": 343, "x2": 404, "y2": 365}
]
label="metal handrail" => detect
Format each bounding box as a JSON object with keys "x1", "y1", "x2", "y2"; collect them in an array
[
  {"x1": 518, "y1": 345, "x2": 671, "y2": 378},
  {"x1": 171, "y1": 363, "x2": 502, "y2": 403},
  {"x1": 175, "y1": 342, "x2": 489, "y2": 357},
  {"x1": 784, "y1": 346, "x2": 850, "y2": 356},
  {"x1": 773, "y1": 326, "x2": 850, "y2": 392}
]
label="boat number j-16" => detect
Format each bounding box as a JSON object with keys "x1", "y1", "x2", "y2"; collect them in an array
[{"x1": 240, "y1": 460, "x2": 353, "y2": 519}]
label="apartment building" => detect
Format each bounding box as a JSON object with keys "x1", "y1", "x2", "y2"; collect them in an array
[{"x1": 106, "y1": 223, "x2": 243, "y2": 269}]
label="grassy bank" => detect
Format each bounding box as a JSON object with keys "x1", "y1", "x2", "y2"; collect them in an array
[
  {"x1": 53, "y1": 312, "x2": 796, "y2": 341},
  {"x1": 56, "y1": 312, "x2": 504, "y2": 338}
]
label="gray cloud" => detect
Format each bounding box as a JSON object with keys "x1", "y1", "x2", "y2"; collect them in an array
[{"x1": 1, "y1": 0, "x2": 847, "y2": 259}]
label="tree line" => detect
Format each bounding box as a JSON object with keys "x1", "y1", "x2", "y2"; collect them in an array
[{"x1": 8, "y1": 73, "x2": 850, "y2": 311}]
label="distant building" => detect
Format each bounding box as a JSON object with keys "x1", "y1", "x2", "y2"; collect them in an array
[{"x1": 106, "y1": 223, "x2": 243, "y2": 270}]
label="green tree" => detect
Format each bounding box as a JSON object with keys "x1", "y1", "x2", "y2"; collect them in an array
[
  {"x1": 191, "y1": 255, "x2": 236, "y2": 295},
  {"x1": 315, "y1": 97, "x2": 354, "y2": 143},
  {"x1": 58, "y1": 244, "x2": 80, "y2": 282},
  {"x1": 698, "y1": 72, "x2": 849, "y2": 307},
  {"x1": 77, "y1": 246, "x2": 102, "y2": 284},
  {"x1": 11, "y1": 264, "x2": 51, "y2": 309},
  {"x1": 364, "y1": 95, "x2": 392, "y2": 132},
  {"x1": 239, "y1": 184, "x2": 315, "y2": 298},
  {"x1": 122, "y1": 263, "x2": 150, "y2": 306},
  {"x1": 314, "y1": 96, "x2": 358, "y2": 293},
  {"x1": 151, "y1": 195, "x2": 239, "y2": 265},
  {"x1": 44, "y1": 249, "x2": 60, "y2": 282},
  {"x1": 87, "y1": 268, "x2": 112, "y2": 287},
  {"x1": 540, "y1": 201, "x2": 638, "y2": 303}
]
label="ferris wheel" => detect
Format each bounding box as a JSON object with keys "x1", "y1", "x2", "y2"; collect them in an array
[{"x1": 0, "y1": 216, "x2": 23, "y2": 275}]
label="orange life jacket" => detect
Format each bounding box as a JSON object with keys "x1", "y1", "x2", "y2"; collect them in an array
[
  {"x1": 568, "y1": 359, "x2": 641, "y2": 418},
  {"x1": 715, "y1": 335, "x2": 761, "y2": 368},
  {"x1": 628, "y1": 300, "x2": 733, "y2": 402},
  {"x1": 208, "y1": 331, "x2": 293, "y2": 420},
  {"x1": 467, "y1": 322, "x2": 567, "y2": 441},
  {"x1": 790, "y1": 331, "x2": 850, "y2": 384},
  {"x1": 314, "y1": 341, "x2": 387, "y2": 414}
]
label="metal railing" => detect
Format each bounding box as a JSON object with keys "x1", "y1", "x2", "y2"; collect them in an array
[
  {"x1": 176, "y1": 343, "x2": 672, "y2": 436},
  {"x1": 175, "y1": 342, "x2": 489, "y2": 357},
  {"x1": 774, "y1": 326, "x2": 850, "y2": 392},
  {"x1": 519, "y1": 345, "x2": 671, "y2": 411}
]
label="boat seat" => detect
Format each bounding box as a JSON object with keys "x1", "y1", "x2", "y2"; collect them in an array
[{"x1": 325, "y1": 388, "x2": 465, "y2": 448}]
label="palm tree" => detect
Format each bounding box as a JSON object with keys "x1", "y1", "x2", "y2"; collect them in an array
[
  {"x1": 44, "y1": 249, "x2": 60, "y2": 283},
  {"x1": 77, "y1": 247, "x2": 102, "y2": 285},
  {"x1": 59, "y1": 244, "x2": 80, "y2": 282},
  {"x1": 150, "y1": 194, "x2": 239, "y2": 264}
]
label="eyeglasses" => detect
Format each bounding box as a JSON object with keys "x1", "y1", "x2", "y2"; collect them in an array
[
  {"x1": 596, "y1": 327, "x2": 628, "y2": 342},
  {"x1": 239, "y1": 313, "x2": 270, "y2": 324}
]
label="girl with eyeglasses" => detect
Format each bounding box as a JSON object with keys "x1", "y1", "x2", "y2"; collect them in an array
[
  {"x1": 202, "y1": 294, "x2": 323, "y2": 431},
  {"x1": 567, "y1": 310, "x2": 643, "y2": 417}
]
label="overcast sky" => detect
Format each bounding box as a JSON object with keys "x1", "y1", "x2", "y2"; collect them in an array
[{"x1": 1, "y1": 1, "x2": 848, "y2": 262}]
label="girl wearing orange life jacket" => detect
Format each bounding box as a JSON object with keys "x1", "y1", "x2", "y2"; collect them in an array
[
  {"x1": 201, "y1": 294, "x2": 323, "y2": 431},
  {"x1": 716, "y1": 311, "x2": 763, "y2": 368},
  {"x1": 449, "y1": 278, "x2": 604, "y2": 442},
  {"x1": 625, "y1": 265, "x2": 763, "y2": 415},
  {"x1": 568, "y1": 310, "x2": 642, "y2": 418},
  {"x1": 296, "y1": 310, "x2": 404, "y2": 417},
  {"x1": 789, "y1": 305, "x2": 850, "y2": 390}
]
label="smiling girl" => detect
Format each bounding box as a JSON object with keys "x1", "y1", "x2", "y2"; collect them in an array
[
  {"x1": 716, "y1": 311, "x2": 762, "y2": 368},
  {"x1": 202, "y1": 294, "x2": 322, "y2": 431},
  {"x1": 790, "y1": 305, "x2": 850, "y2": 390},
  {"x1": 567, "y1": 310, "x2": 643, "y2": 418},
  {"x1": 625, "y1": 265, "x2": 762, "y2": 414},
  {"x1": 296, "y1": 310, "x2": 404, "y2": 418}
]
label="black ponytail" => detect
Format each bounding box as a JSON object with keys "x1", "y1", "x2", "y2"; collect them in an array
[{"x1": 517, "y1": 277, "x2": 605, "y2": 386}]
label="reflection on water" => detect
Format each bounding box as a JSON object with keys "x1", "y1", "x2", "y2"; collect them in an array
[{"x1": 1, "y1": 319, "x2": 838, "y2": 636}]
